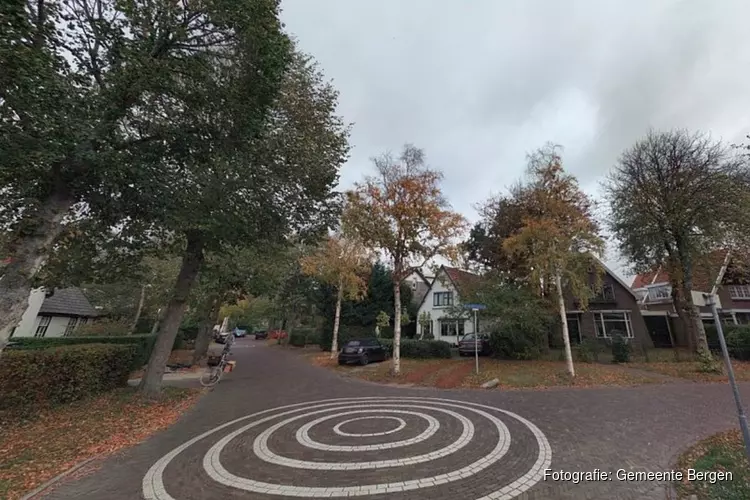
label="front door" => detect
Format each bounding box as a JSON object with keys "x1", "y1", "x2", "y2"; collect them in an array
[{"x1": 644, "y1": 315, "x2": 672, "y2": 348}]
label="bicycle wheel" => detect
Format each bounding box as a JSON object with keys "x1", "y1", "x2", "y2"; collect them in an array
[{"x1": 200, "y1": 365, "x2": 223, "y2": 387}]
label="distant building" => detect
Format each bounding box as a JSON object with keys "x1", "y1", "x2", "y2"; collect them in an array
[{"x1": 4, "y1": 288, "x2": 99, "y2": 338}]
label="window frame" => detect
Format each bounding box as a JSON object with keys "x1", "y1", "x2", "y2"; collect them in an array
[
  {"x1": 64, "y1": 317, "x2": 78, "y2": 336},
  {"x1": 439, "y1": 319, "x2": 464, "y2": 337},
  {"x1": 728, "y1": 285, "x2": 750, "y2": 300},
  {"x1": 593, "y1": 311, "x2": 634, "y2": 339},
  {"x1": 433, "y1": 292, "x2": 453, "y2": 307},
  {"x1": 649, "y1": 285, "x2": 672, "y2": 300},
  {"x1": 35, "y1": 315, "x2": 52, "y2": 337},
  {"x1": 565, "y1": 313, "x2": 582, "y2": 344}
]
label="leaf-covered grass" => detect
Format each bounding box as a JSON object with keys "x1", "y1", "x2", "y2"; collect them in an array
[
  {"x1": 463, "y1": 360, "x2": 665, "y2": 389},
  {"x1": 0, "y1": 387, "x2": 201, "y2": 500},
  {"x1": 676, "y1": 429, "x2": 750, "y2": 499},
  {"x1": 305, "y1": 352, "x2": 664, "y2": 389},
  {"x1": 630, "y1": 360, "x2": 750, "y2": 382}
]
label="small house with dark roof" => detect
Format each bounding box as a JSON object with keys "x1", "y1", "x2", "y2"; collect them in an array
[
  {"x1": 402, "y1": 269, "x2": 434, "y2": 306},
  {"x1": 6, "y1": 288, "x2": 99, "y2": 339},
  {"x1": 632, "y1": 249, "x2": 750, "y2": 347}
]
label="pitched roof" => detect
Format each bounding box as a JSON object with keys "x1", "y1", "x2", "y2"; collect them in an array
[
  {"x1": 39, "y1": 288, "x2": 99, "y2": 318},
  {"x1": 442, "y1": 266, "x2": 481, "y2": 293},
  {"x1": 631, "y1": 269, "x2": 670, "y2": 289},
  {"x1": 630, "y1": 249, "x2": 730, "y2": 292}
]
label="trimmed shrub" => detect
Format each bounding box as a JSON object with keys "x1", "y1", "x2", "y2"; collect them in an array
[
  {"x1": 378, "y1": 339, "x2": 452, "y2": 359},
  {"x1": 574, "y1": 338, "x2": 600, "y2": 363},
  {"x1": 76, "y1": 318, "x2": 132, "y2": 337},
  {"x1": 610, "y1": 334, "x2": 632, "y2": 363},
  {"x1": 8, "y1": 334, "x2": 156, "y2": 369},
  {"x1": 726, "y1": 326, "x2": 750, "y2": 361},
  {"x1": 490, "y1": 326, "x2": 545, "y2": 360},
  {"x1": 0, "y1": 344, "x2": 136, "y2": 413},
  {"x1": 305, "y1": 331, "x2": 321, "y2": 346},
  {"x1": 289, "y1": 331, "x2": 306, "y2": 347}
]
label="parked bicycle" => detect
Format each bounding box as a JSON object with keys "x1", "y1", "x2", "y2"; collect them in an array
[{"x1": 200, "y1": 334, "x2": 235, "y2": 387}]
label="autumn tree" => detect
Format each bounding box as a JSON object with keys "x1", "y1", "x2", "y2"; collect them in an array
[
  {"x1": 503, "y1": 145, "x2": 605, "y2": 377},
  {"x1": 0, "y1": 0, "x2": 294, "y2": 353},
  {"x1": 344, "y1": 144, "x2": 468, "y2": 374},
  {"x1": 605, "y1": 129, "x2": 750, "y2": 360},
  {"x1": 301, "y1": 233, "x2": 372, "y2": 358}
]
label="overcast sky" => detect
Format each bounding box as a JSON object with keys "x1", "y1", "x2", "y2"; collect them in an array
[{"x1": 280, "y1": 0, "x2": 750, "y2": 283}]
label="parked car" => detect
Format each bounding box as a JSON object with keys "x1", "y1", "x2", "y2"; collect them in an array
[
  {"x1": 233, "y1": 327, "x2": 247, "y2": 338},
  {"x1": 338, "y1": 338, "x2": 388, "y2": 366},
  {"x1": 458, "y1": 333, "x2": 491, "y2": 356},
  {"x1": 254, "y1": 330, "x2": 268, "y2": 340}
]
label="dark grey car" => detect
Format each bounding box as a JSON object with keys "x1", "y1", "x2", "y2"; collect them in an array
[
  {"x1": 458, "y1": 333, "x2": 491, "y2": 356},
  {"x1": 338, "y1": 338, "x2": 388, "y2": 366}
]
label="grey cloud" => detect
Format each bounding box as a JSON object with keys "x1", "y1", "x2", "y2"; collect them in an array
[{"x1": 281, "y1": 0, "x2": 750, "y2": 279}]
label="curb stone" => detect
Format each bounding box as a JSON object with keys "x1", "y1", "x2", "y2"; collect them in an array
[{"x1": 21, "y1": 456, "x2": 100, "y2": 500}]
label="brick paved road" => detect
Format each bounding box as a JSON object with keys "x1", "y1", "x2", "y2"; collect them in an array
[{"x1": 39, "y1": 340, "x2": 750, "y2": 500}]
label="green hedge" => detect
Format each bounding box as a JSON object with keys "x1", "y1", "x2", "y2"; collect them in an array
[
  {"x1": 701, "y1": 325, "x2": 750, "y2": 360},
  {"x1": 0, "y1": 344, "x2": 136, "y2": 413},
  {"x1": 320, "y1": 324, "x2": 397, "y2": 351},
  {"x1": 9, "y1": 334, "x2": 157, "y2": 369},
  {"x1": 290, "y1": 328, "x2": 322, "y2": 347},
  {"x1": 378, "y1": 339, "x2": 452, "y2": 359}
]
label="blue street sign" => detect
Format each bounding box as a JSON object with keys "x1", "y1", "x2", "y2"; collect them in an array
[{"x1": 463, "y1": 303, "x2": 486, "y2": 310}]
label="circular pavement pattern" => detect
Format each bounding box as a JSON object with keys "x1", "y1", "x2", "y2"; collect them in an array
[{"x1": 143, "y1": 396, "x2": 552, "y2": 500}]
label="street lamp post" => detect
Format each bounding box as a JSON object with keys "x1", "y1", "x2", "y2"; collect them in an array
[{"x1": 704, "y1": 293, "x2": 750, "y2": 460}]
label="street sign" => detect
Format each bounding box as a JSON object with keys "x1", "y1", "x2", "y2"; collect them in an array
[{"x1": 463, "y1": 303, "x2": 486, "y2": 311}]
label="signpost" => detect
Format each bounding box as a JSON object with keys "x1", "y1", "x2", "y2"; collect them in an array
[
  {"x1": 464, "y1": 304, "x2": 486, "y2": 374},
  {"x1": 704, "y1": 293, "x2": 750, "y2": 461}
]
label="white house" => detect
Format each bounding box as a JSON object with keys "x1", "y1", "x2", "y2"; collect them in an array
[
  {"x1": 403, "y1": 269, "x2": 433, "y2": 306},
  {"x1": 4, "y1": 288, "x2": 99, "y2": 339},
  {"x1": 416, "y1": 266, "x2": 479, "y2": 345}
]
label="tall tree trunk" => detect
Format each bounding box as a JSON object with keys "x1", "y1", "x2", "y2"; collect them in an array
[
  {"x1": 193, "y1": 296, "x2": 220, "y2": 366},
  {"x1": 139, "y1": 233, "x2": 204, "y2": 398},
  {"x1": 130, "y1": 285, "x2": 147, "y2": 334},
  {"x1": 330, "y1": 278, "x2": 343, "y2": 359},
  {"x1": 391, "y1": 279, "x2": 402, "y2": 375},
  {"x1": 683, "y1": 284, "x2": 710, "y2": 354},
  {"x1": 555, "y1": 273, "x2": 575, "y2": 377},
  {"x1": 0, "y1": 191, "x2": 73, "y2": 352}
]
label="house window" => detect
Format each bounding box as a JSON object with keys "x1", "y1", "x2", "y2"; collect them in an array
[
  {"x1": 649, "y1": 285, "x2": 672, "y2": 300},
  {"x1": 728, "y1": 285, "x2": 750, "y2": 300},
  {"x1": 565, "y1": 314, "x2": 581, "y2": 344},
  {"x1": 736, "y1": 313, "x2": 750, "y2": 325},
  {"x1": 35, "y1": 316, "x2": 52, "y2": 337},
  {"x1": 64, "y1": 317, "x2": 78, "y2": 336},
  {"x1": 593, "y1": 284, "x2": 616, "y2": 302},
  {"x1": 439, "y1": 319, "x2": 464, "y2": 337},
  {"x1": 411, "y1": 280, "x2": 418, "y2": 290},
  {"x1": 594, "y1": 312, "x2": 633, "y2": 338},
  {"x1": 433, "y1": 292, "x2": 453, "y2": 307}
]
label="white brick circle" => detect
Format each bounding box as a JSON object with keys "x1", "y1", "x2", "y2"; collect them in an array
[
  {"x1": 143, "y1": 396, "x2": 552, "y2": 500},
  {"x1": 333, "y1": 416, "x2": 405, "y2": 436},
  {"x1": 295, "y1": 408, "x2": 443, "y2": 451}
]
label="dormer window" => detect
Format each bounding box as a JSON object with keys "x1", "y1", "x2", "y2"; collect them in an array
[{"x1": 648, "y1": 285, "x2": 671, "y2": 300}]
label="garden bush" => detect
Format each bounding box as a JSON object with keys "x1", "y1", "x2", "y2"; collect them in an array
[
  {"x1": 9, "y1": 334, "x2": 157, "y2": 369},
  {"x1": 490, "y1": 324, "x2": 545, "y2": 360},
  {"x1": 0, "y1": 344, "x2": 136, "y2": 414},
  {"x1": 76, "y1": 318, "x2": 132, "y2": 337},
  {"x1": 378, "y1": 339, "x2": 452, "y2": 359},
  {"x1": 725, "y1": 326, "x2": 750, "y2": 361},
  {"x1": 289, "y1": 331, "x2": 307, "y2": 347},
  {"x1": 573, "y1": 338, "x2": 599, "y2": 363},
  {"x1": 610, "y1": 334, "x2": 632, "y2": 363}
]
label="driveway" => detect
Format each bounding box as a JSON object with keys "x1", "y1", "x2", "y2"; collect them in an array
[{"x1": 39, "y1": 340, "x2": 747, "y2": 500}]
